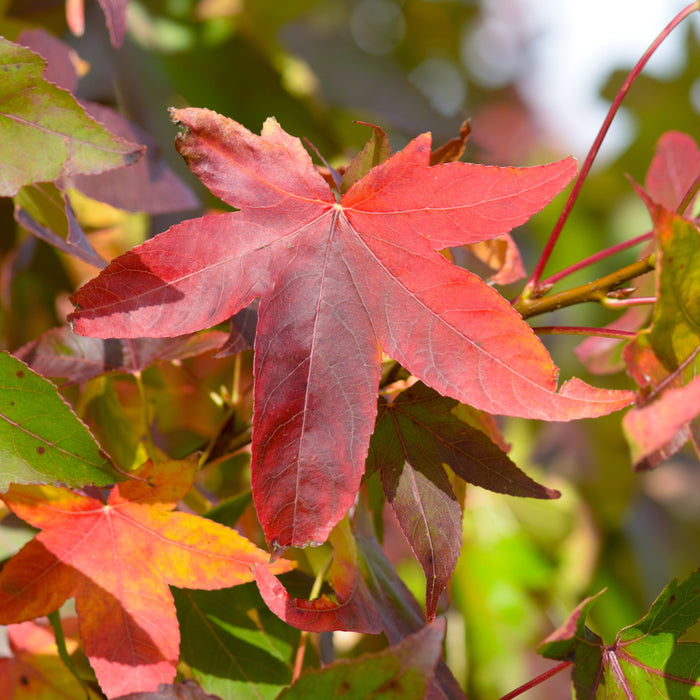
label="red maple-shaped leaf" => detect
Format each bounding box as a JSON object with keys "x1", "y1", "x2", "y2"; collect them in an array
[
  {"x1": 0, "y1": 457, "x2": 293, "y2": 699},
  {"x1": 69, "y1": 110, "x2": 633, "y2": 548}
]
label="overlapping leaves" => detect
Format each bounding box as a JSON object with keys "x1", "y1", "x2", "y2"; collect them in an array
[
  {"x1": 0, "y1": 458, "x2": 293, "y2": 698},
  {"x1": 0, "y1": 36, "x2": 141, "y2": 197},
  {"x1": 539, "y1": 570, "x2": 700, "y2": 698},
  {"x1": 367, "y1": 380, "x2": 559, "y2": 620},
  {"x1": 622, "y1": 131, "x2": 700, "y2": 467}
]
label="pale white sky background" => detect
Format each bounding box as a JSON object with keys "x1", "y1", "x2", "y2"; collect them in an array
[{"x1": 517, "y1": 0, "x2": 699, "y2": 160}]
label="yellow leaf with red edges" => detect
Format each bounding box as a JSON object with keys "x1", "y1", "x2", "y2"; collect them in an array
[{"x1": 0, "y1": 457, "x2": 293, "y2": 699}]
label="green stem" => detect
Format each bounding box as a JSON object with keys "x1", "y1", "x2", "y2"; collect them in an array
[
  {"x1": 309, "y1": 551, "x2": 334, "y2": 601},
  {"x1": 231, "y1": 352, "x2": 242, "y2": 407},
  {"x1": 516, "y1": 256, "x2": 655, "y2": 319},
  {"x1": 198, "y1": 354, "x2": 250, "y2": 469},
  {"x1": 640, "y1": 343, "x2": 700, "y2": 406},
  {"x1": 677, "y1": 171, "x2": 700, "y2": 216},
  {"x1": 520, "y1": 2, "x2": 698, "y2": 300},
  {"x1": 48, "y1": 611, "x2": 90, "y2": 700},
  {"x1": 133, "y1": 371, "x2": 156, "y2": 460}
]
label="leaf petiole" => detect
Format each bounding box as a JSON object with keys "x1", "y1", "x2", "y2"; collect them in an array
[
  {"x1": 499, "y1": 660, "x2": 573, "y2": 700},
  {"x1": 677, "y1": 170, "x2": 700, "y2": 216},
  {"x1": 48, "y1": 610, "x2": 91, "y2": 700},
  {"x1": 133, "y1": 370, "x2": 157, "y2": 460},
  {"x1": 536, "y1": 231, "x2": 653, "y2": 289}
]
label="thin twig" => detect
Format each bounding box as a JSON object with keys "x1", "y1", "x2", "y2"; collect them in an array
[
  {"x1": 532, "y1": 326, "x2": 637, "y2": 339},
  {"x1": 499, "y1": 661, "x2": 573, "y2": 700},
  {"x1": 677, "y1": 171, "x2": 700, "y2": 216},
  {"x1": 515, "y1": 256, "x2": 655, "y2": 319},
  {"x1": 520, "y1": 2, "x2": 699, "y2": 299}
]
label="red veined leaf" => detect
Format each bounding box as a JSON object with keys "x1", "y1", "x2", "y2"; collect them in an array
[{"x1": 69, "y1": 111, "x2": 633, "y2": 548}]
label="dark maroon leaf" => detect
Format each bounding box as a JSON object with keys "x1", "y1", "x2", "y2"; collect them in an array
[
  {"x1": 354, "y1": 511, "x2": 466, "y2": 700},
  {"x1": 215, "y1": 306, "x2": 258, "y2": 357}
]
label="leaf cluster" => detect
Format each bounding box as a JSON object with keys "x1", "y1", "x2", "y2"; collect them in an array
[{"x1": 0, "y1": 2, "x2": 699, "y2": 699}]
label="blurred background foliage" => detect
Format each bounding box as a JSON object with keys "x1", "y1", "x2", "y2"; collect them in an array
[{"x1": 1, "y1": 1, "x2": 699, "y2": 697}]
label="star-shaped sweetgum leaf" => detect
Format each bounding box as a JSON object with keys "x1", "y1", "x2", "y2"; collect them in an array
[
  {"x1": 69, "y1": 110, "x2": 633, "y2": 549},
  {"x1": 0, "y1": 457, "x2": 293, "y2": 699},
  {"x1": 539, "y1": 571, "x2": 700, "y2": 699}
]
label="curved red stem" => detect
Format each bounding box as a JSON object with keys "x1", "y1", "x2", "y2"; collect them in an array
[
  {"x1": 499, "y1": 660, "x2": 573, "y2": 700},
  {"x1": 522, "y1": 2, "x2": 699, "y2": 298}
]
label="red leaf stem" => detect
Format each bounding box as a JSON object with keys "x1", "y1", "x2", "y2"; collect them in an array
[
  {"x1": 521, "y1": 2, "x2": 699, "y2": 298},
  {"x1": 499, "y1": 661, "x2": 573, "y2": 700}
]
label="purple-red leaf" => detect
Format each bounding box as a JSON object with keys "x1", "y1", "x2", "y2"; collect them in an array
[
  {"x1": 14, "y1": 182, "x2": 107, "y2": 269},
  {"x1": 72, "y1": 102, "x2": 200, "y2": 215},
  {"x1": 69, "y1": 111, "x2": 633, "y2": 548},
  {"x1": 15, "y1": 326, "x2": 227, "y2": 385},
  {"x1": 97, "y1": 0, "x2": 129, "y2": 47},
  {"x1": 13, "y1": 28, "x2": 195, "y2": 216}
]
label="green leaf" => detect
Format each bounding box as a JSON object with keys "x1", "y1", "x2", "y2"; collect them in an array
[
  {"x1": 340, "y1": 122, "x2": 391, "y2": 192},
  {"x1": 0, "y1": 37, "x2": 142, "y2": 197},
  {"x1": 173, "y1": 585, "x2": 298, "y2": 700},
  {"x1": 205, "y1": 491, "x2": 253, "y2": 528},
  {"x1": 539, "y1": 572, "x2": 700, "y2": 699},
  {"x1": 278, "y1": 619, "x2": 445, "y2": 700},
  {"x1": 0, "y1": 352, "x2": 122, "y2": 488},
  {"x1": 647, "y1": 208, "x2": 700, "y2": 374},
  {"x1": 13, "y1": 182, "x2": 106, "y2": 268}
]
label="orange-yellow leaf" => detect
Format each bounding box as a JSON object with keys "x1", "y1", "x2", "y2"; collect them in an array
[{"x1": 0, "y1": 457, "x2": 293, "y2": 699}]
